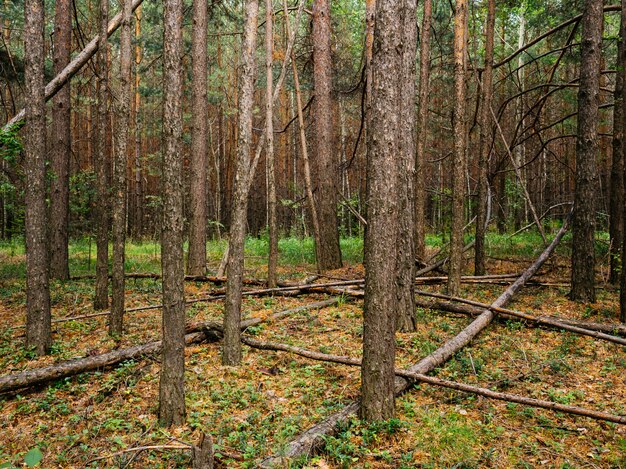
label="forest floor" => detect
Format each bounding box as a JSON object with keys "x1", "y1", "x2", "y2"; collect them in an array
[{"x1": 1, "y1": 231, "x2": 626, "y2": 468}]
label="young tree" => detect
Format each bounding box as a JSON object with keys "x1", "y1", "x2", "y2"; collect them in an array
[
  {"x1": 474, "y1": 0, "x2": 496, "y2": 276},
  {"x1": 49, "y1": 0, "x2": 71, "y2": 280},
  {"x1": 24, "y1": 0, "x2": 51, "y2": 355},
  {"x1": 414, "y1": 0, "x2": 432, "y2": 264},
  {"x1": 223, "y1": 0, "x2": 259, "y2": 366},
  {"x1": 312, "y1": 0, "x2": 342, "y2": 272},
  {"x1": 94, "y1": 0, "x2": 110, "y2": 310},
  {"x1": 266, "y1": 0, "x2": 278, "y2": 288},
  {"x1": 396, "y1": 0, "x2": 417, "y2": 332},
  {"x1": 109, "y1": 0, "x2": 132, "y2": 337},
  {"x1": 570, "y1": 0, "x2": 602, "y2": 303},
  {"x1": 187, "y1": 0, "x2": 208, "y2": 276},
  {"x1": 159, "y1": 0, "x2": 186, "y2": 426},
  {"x1": 360, "y1": 0, "x2": 402, "y2": 422},
  {"x1": 447, "y1": 0, "x2": 469, "y2": 296}
]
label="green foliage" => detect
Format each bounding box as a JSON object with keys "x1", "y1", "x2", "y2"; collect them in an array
[{"x1": 0, "y1": 122, "x2": 24, "y2": 165}]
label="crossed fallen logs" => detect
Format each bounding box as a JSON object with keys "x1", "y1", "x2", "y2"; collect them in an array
[{"x1": 3, "y1": 216, "x2": 626, "y2": 466}]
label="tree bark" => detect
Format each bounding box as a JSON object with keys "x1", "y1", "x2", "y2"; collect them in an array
[
  {"x1": 94, "y1": 0, "x2": 110, "y2": 311},
  {"x1": 447, "y1": 0, "x2": 468, "y2": 296},
  {"x1": 223, "y1": 0, "x2": 259, "y2": 366},
  {"x1": 266, "y1": 0, "x2": 278, "y2": 288},
  {"x1": 570, "y1": 0, "x2": 602, "y2": 303},
  {"x1": 159, "y1": 0, "x2": 186, "y2": 426},
  {"x1": 396, "y1": 0, "x2": 417, "y2": 332},
  {"x1": 360, "y1": 0, "x2": 403, "y2": 422},
  {"x1": 312, "y1": 0, "x2": 342, "y2": 271},
  {"x1": 49, "y1": 0, "x2": 71, "y2": 281},
  {"x1": 109, "y1": 0, "x2": 132, "y2": 337},
  {"x1": 474, "y1": 0, "x2": 496, "y2": 276},
  {"x1": 610, "y1": 2, "x2": 626, "y2": 284},
  {"x1": 187, "y1": 0, "x2": 209, "y2": 276},
  {"x1": 414, "y1": 0, "x2": 432, "y2": 264},
  {"x1": 24, "y1": 0, "x2": 51, "y2": 355}
]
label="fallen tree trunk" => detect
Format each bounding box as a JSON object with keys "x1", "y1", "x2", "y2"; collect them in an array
[
  {"x1": 0, "y1": 299, "x2": 339, "y2": 394},
  {"x1": 243, "y1": 337, "x2": 626, "y2": 425},
  {"x1": 415, "y1": 298, "x2": 626, "y2": 336},
  {"x1": 71, "y1": 272, "x2": 267, "y2": 285},
  {"x1": 259, "y1": 218, "x2": 571, "y2": 467},
  {"x1": 414, "y1": 290, "x2": 626, "y2": 346}
]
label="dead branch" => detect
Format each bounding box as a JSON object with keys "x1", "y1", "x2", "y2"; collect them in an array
[
  {"x1": 0, "y1": 299, "x2": 340, "y2": 394},
  {"x1": 243, "y1": 337, "x2": 626, "y2": 428}
]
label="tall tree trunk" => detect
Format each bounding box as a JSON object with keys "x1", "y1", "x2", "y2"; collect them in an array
[
  {"x1": 266, "y1": 0, "x2": 278, "y2": 288},
  {"x1": 474, "y1": 0, "x2": 496, "y2": 276},
  {"x1": 414, "y1": 0, "x2": 432, "y2": 264},
  {"x1": 94, "y1": 0, "x2": 110, "y2": 310},
  {"x1": 159, "y1": 0, "x2": 186, "y2": 426},
  {"x1": 133, "y1": 6, "x2": 143, "y2": 238},
  {"x1": 396, "y1": 0, "x2": 417, "y2": 332},
  {"x1": 360, "y1": 0, "x2": 402, "y2": 423},
  {"x1": 312, "y1": 0, "x2": 342, "y2": 271},
  {"x1": 49, "y1": 0, "x2": 71, "y2": 281},
  {"x1": 570, "y1": 0, "x2": 602, "y2": 303},
  {"x1": 610, "y1": 3, "x2": 625, "y2": 285},
  {"x1": 24, "y1": 0, "x2": 51, "y2": 355},
  {"x1": 187, "y1": 0, "x2": 208, "y2": 276},
  {"x1": 223, "y1": 0, "x2": 259, "y2": 366},
  {"x1": 620, "y1": 0, "x2": 626, "y2": 322},
  {"x1": 109, "y1": 0, "x2": 132, "y2": 337},
  {"x1": 447, "y1": 0, "x2": 469, "y2": 296}
]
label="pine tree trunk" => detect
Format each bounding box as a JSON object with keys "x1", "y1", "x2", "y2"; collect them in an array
[
  {"x1": 396, "y1": 0, "x2": 417, "y2": 332},
  {"x1": 313, "y1": 0, "x2": 342, "y2": 272},
  {"x1": 187, "y1": 0, "x2": 209, "y2": 276},
  {"x1": 49, "y1": 0, "x2": 71, "y2": 281},
  {"x1": 360, "y1": 0, "x2": 402, "y2": 422},
  {"x1": 159, "y1": 0, "x2": 186, "y2": 426},
  {"x1": 414, "y1": 0, "x2": 432, "y2": 264},
  {"x1": 133, "y1": 6, "x2": 143, "y2": 238},
  {"x1": 570, "y1": 0, "x2": 602, "y2": 303},
  {"x1": 24, "y1": 0, "x2": 51, "y2": 355},
  {"x1": 223, "y1": 0, "x2": 259, "y2": 366},
  {"x1": 109, "y1": 0, "x2": 132, "y2": 337},
  {"x1": 447, "y1": 0, "x2": 468, "y2": 296},
  {"x1": 474, "y1": 0, "x2": 496, "y2": 276},
  {"x1": 94, "y1": 0, "x2": 110, "y2": 310},
  {"x1": 610, "y1": 4, "x2": 625, "y2": 285},
  {"x1": 266, "y1": 0, "x2": 278, "y2": 288}
]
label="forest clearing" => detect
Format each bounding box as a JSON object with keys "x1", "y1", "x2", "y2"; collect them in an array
[{"x1": 3, "y1": 0, "x2": 626, "y2": 466}]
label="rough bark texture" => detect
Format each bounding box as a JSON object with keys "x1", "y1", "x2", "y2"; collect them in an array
[
  {"x1": 109, "y1": 0, "x2": 132, "y2": 337},
  {"x1": 447, "y1": 0, "x2": 468, "y2": 296},
  {"x1": 474, "y1": 0, "x2": 495, "y2": 276},
  {"x1": 187, "y1": 0, "x2": 208, "y2": 276},
  {"x1": 622, "y1": 0, "x2": 626, "y2": 322},
  {"x1": 313, "y1": 0, "x2": 342, "y2": 272},
  {"x1": 24, "y1": 0, "x2": 51, "y2": 355},
  {"x1": 49, "y1": 0, "x2": 71, "y2": 281},
  {"x1": 610, "y1": 2, "x2": 626, "y2": 284},
  {"x1": 260, "y1": 219, "x2": 570, "y2": 466},
  {"x1": 396, "y1": 0, "x2": 417, "y2": 332},
  {"x1": 159, "y1": 0, "x2": 186, "y2": 426},
  {"x1": 223, "y1": 0, "x2": 258, "y2": 366},
  {"x1": 360, "y1": 0, "x2": 402, "y2": 422},
  {"x1": 414, "y1": 0, "x2": 432, "y2": 263},
  {"x1": 570, "y1": 0, "x2": 602, "y2": 303},
  {"x1": 266, "y1": 0, "x2": 278, "y2": 288},
  {"x1": 94, "y1": 0, "x2": 110, "y2": 310}
]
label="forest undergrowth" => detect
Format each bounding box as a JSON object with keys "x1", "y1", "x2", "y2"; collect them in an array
[{"x1": 1, "y1": 231, "x2": 625, "y2": 468}]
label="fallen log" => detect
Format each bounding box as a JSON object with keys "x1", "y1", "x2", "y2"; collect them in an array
[
  {"x1": 414, "y1": 297, "x2": 626, "y2": 342},
  {"x1": 0, "y1": 299, "x2": 339, "y2": 394},
  {"x1": 259, "y1": 216, "x2": 571, "y2": 467},
  {"x1": 243, "y1": 337, "x2": 626, "y2": 425},
  {"x1": 70, "y1": 272, "x2": 266, "y2": 286},
  {"x1": 414, "y1": 290, "x2": 626, "y2": 346}
]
